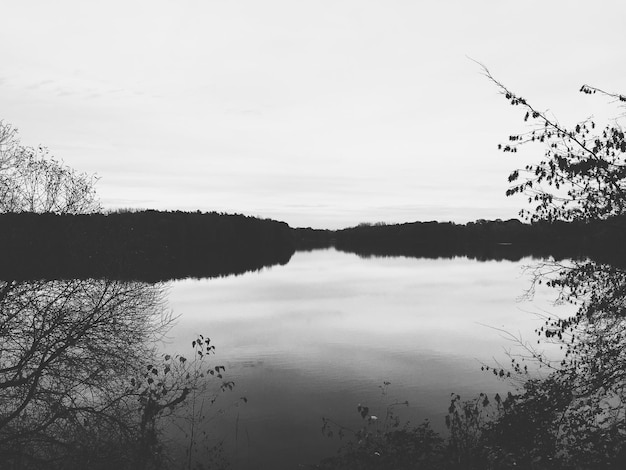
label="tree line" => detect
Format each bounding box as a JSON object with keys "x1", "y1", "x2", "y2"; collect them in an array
[
  {"x1": 6, "y1": 209, "x2": 626, "y2": 282},
  {"x1": 295, "y1": 216, "x2": 626, "y2": 264},
  {"x1": 0, "y1": 210, "x2": 295, "y2": 281}
]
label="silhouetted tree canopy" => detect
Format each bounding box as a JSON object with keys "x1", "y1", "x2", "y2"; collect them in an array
[
  {"x1": 331, "y1": 216, "x2": 626, "y2": 264},
  {"x1": 0, "y1": 210, "x2": 294, "y2": 281},
  {"x1": 481, "y1": 65, "x2": 626, "y2": 222}
]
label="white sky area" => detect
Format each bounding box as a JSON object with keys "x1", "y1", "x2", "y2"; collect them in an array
[{"x1": 2, "y1": 0, "x2": 625, "y2": 229}]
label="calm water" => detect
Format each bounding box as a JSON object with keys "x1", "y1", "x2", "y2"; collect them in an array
[{"x1": 164, "y1": 248, "x2": 572, "y2": 469}]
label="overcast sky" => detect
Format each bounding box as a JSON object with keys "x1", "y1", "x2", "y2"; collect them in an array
[{"x1": 2, "y1": 0, "x2": 625, "y2": 228}]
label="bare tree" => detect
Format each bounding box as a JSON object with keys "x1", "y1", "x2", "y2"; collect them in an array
[
  {"x1": 0, "y1": 280, "x2": 163, "y2": 465},
  {"x1": 0, "y1": 277, "x2": 235, "y2": 469},
  {"x1": 0, "y1": 121, "x2": 100, "y2": 214}
]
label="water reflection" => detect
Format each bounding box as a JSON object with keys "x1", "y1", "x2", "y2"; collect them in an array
[
  {"x1": 494, "y1": 259, "x2": 626, "y2": 467},
  {"x1": 6, "y1": 248, "x2": 623, "y2": 468},
  {"x1": 166, "y1": 248, "x2": 574, "y2": 468},
  {"x1": 315, "y1": 256, "x2": 626, "y2": 468}
]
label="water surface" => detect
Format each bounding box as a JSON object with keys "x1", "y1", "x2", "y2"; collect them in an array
[{"x1": 165, "y1": 248, "x2": 571, "y2": 468}]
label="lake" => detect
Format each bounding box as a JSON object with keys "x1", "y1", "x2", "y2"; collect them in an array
[{"x1": 163, "y1": 248, "x2": 572, "y2": 469}]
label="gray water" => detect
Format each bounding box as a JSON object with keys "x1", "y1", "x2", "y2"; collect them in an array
[{"x1": 163, "y1": 248, "x2": 571, "y2": 469}]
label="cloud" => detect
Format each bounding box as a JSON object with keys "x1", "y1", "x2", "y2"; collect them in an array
[
  {"x1": 25, "y1": 79, "x2": 55, "y2": 90},
  {"x1": 55, "y1": 88, "x2": 75, "y2": 97}
]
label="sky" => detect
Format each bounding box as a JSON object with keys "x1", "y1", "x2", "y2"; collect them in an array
[{"x1": 2, "y1": 0, "x2": 625, "y2": 229}]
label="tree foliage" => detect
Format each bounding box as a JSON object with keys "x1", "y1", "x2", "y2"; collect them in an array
[{"x1": 482, "y1": 65, "x2": 626, "y2": 222}]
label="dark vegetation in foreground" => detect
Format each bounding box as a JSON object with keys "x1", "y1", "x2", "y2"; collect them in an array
[
  {"x1": 318, "y1": 258, "x2": 626, "y2": 470},
  {"x1": 0, "y1": 278, "x2": 240, "y2": 470},
  {"x1": 319, "y1": 378, "x2": 626, "y2": 470}
]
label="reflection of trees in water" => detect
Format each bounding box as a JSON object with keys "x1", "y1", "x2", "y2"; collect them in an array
[
  {"x1": 516, "y1": 259, "x2": 626, "y2": 402},
  {"x1": 473, "y1": 259, "x2": 626, "y2": 468},
  {"x1": 0, "y1": 279, "x2": 227, "y2": 469},
  {"x1": 319, "y1": 259, "x2": 626, "y2": 469}
]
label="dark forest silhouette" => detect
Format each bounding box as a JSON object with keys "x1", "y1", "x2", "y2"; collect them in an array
[
  {"x1": 6, "y1": 211, "x2": 626, "y2": 282},
  {"x1": 294, "y1": 216, "x2": 626, "y2": 268},
  {"x1": 5, "y1": 210, "x2": 626, "y2": 281},
  {"x1": 330, "y1": 216, "x2": 626, "y2": 264},
  {"x1": 0, "y1": 210, "x2": 294, "y2": 281}
]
